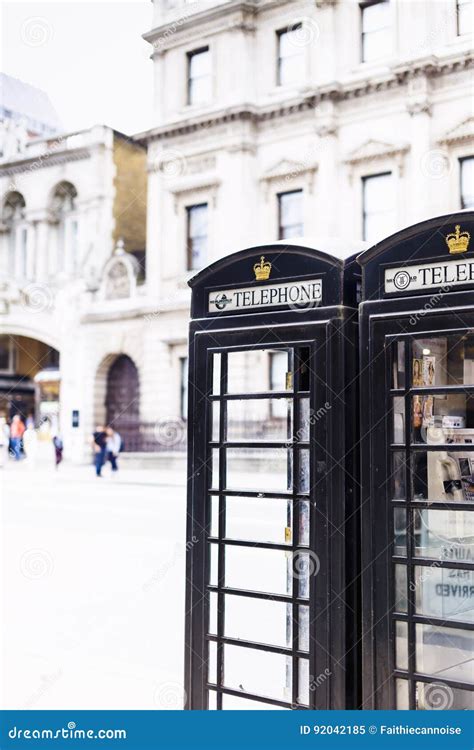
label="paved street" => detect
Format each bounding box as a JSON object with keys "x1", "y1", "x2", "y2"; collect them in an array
[{"x1": 1, "y1": 449, "x2": 187, "y2": 709}]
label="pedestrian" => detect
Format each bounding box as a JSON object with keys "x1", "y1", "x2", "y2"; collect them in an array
[
  {"x1": 23, "y1": 425, "x2": 39, "y2": 468},
  {"x1": 106, "y1": 426, "x2": 121, "y2": 472},
  {"x1": 92, "y1": 425, "x2": 107, "y2": 477},
  {"x1": 52, "y1": 434, "x2": 64, "y2": 469},
  {"x1": 9, "y1": 415, "x2": 25, "y2": 461},
  {"x1": 0, "y1": 417, "x2": 9, "y2": 467}
]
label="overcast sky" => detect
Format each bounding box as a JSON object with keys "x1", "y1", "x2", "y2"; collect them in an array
[{"x1": 1, "y1": 0, "x2": 154, "y2": 135}]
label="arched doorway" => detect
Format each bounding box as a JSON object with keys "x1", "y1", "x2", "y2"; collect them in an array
[{"x1": 105, "y1": 355, "x2": 140, "y2": 449}]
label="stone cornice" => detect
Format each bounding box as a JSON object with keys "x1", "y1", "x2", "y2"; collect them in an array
[
  {"x1": 0, "y1": 147, "x2": 91, "y2": 177},
  {"x1": 136, "y1": 51, "x2": 473, "y2": 144},
  {"x1": 438, "y1": 116, "x2": 474, "y2": 147}
]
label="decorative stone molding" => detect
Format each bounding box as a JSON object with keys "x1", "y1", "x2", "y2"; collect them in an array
[
  {"x1": 260, "y1": 158, "x2": 318, "y2": 198},
  {"x1": 100, "y1": 239, "x2": 140, "y2": 301},
  {"x1": 344, "y1": 139, "x2": 410, "y2": 180},
  {"x1": 0, "y1": 147, "x2": 91, "y2": 177},
  {"x1": 438, "y1": 116, "x2": 474, "y2": 147},
  {"x1": 171, "y1": 180, "x2": 220, "y2": 212}
]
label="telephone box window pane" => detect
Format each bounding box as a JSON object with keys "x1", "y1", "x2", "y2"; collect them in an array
[
  {"x1": 412, "y1": 334, "x2": 474, "y2": 386},
  {"x1": 411, "y1": 393, "x2": 474, "y2": 444},
  {"x1": 395, "y1": 620, "x2": 409, "y2": 670},
  {"x1": 297, "y1": 449, "x2": 310, "y2": 494},
  {"x1": 224, "y1": 594, "x2": 292, "y2": 648},
  {"x1": 392, "y1": 397, "x2": 405, "y2": 444},
  {"x1": 396, "y1": 679, "x2": 409, "y2": 709},
  {"x1": 225, "y1": 495, "x2": 292, "y2": 545},
  {"x1": 208, "y1": 641, "x2": 217, "y2": 684},
  {"x1": 412, "y1": 451, "x2": 474, "y2": 503},
  {"x1": 299, "y1": 500, "x2": 310, "y2": 546},
  {"x1": 298, "y1": 398, "x2": 310, "y2": 441},
  {"x1": 391, "y1": 451, "x2": 406, "y2": 500},
  {"x1": 226, "y1": 448, "x2": 291, "y2": 492},
  {"x1": 209, "y1": 544, "x2": 218, "y2": 586},
  {"x1": 225, "y1": 546, "x2": 291, "y2": 596},
  {"x1": 295, "y1": 551, "x2": 315, "y2": 599},
  {"x1": 208, "y1": 691, "x2": 217, "y2": 709},
  {"x1": 416, "y1": 624, "x2": 474, "y2": 683},
  {"x1": 212, "y1": 402, "x2": 220, "y2": 441},
  {"x1": 227, "y1": 349, "x2": 292, "y2": 394},
  {"x1": 210, "y1": 495, "x2": 218, "y2": 538},
  {"x1": 394, "y1": 508, "x2": 407, "y2": 555},
  {"x1": 212, "y1": 353, "x2": 221, "y2": 395},
  {"x1": 416, "y1": 681, "x2": 474, "y2": 710},
  {"x1": 413, "y1": 509, "x2": 474, "y2": 561},
  {"x1": 221, "y1": 694, "x2": 288, "y2": 710},
  {"x1": 226, "y1": 399, "x2": 293, "y2": 442},
  {"x1": 298, "y1": 659, "x2": 310, "y2": 705},
  {"x1": 208, "y1": 591, "x2": 218, "y2": 634},
  {"x1": 223, "y1": 644, "x2": 291, "y2": 702},
  {"x1": 414, "y1": 566, "x2": 474, "y2": 623},
  {"x1": 211, "y1": 449, "x2": 220, "y2": 490},
  {"x1": 394, "y1": 565, "x2": 408, "y2": 613},
  {"x1": 299, "y1": 604, "x2": 310, "y2": 652},
  {"x1": 392, "y1": 340, "x2": 405, "y2": 389}
]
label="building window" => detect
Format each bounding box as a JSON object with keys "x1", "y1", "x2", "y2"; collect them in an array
[
  {"x1": 460, "y1": 157, "x2": 474, "y2": 208},
  {"x1": 51, "y1": 181, "x2": 78, "y2": 274},
  {"x1": 361, "y1": 0, "x2": 391, "y2": 63},
  {"x1": 0, "y1": 336, "x2": 15, "y2": 374},
  {"x1": 180, "y1": 357, "x2": 188, "y2": 420},
  {"x1": 186, "y1": 203, "x2": 208, "y2": 270},
  {"x1": 187, "y1": 47, "x2": 211, "y2": 105},
  {"x1": 362, "y1": 172, "x2": 396, "y2": 244},
  {"x1": 278, "y1": 190, "x2": 303, "y2": 239},
  {"x1": 277, "y1": 26, "x2": 305, "y2": 86},
  {"x1": 457, "y1": 0, "x2": 473, "y2": 35}
]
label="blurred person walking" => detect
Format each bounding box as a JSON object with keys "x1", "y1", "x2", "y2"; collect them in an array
[
  {"x1": 0, "y1": 417, "x2": 9, "y2": 467},
  {"x1": 92, "y1": 425, "x2": 107, "y2": 477},
  {"x1": 10, "y1": 415, "x2": 25, "y2": 461},
  {"x1": 106, "y1": 426, "x2": 121, "y2": 473},
  {"x1": 52, "y1": 434, "x2": 64, "y2": 469}
]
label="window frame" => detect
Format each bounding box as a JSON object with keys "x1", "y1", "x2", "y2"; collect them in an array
[
  {"x1": 276, "y1": 24, "x2": 304, "y2": 87},
  {"x1": 180, "y1": 356, "x2": 188, "y2": 421},
  {"x1": 360, "y1": 0, "x2": 391, "y2": 64},
  {"x1": 362, "y1": 171, "x2": 394, "y2": 244},
  {"x1": 187, "y1": 46, "x2": 211, "y2": 106},
  {"x1": 186, "y1": 202, "x2": 209, "y2": 271},
  {"x1": 460, "y1": 156, "x2": 474, "y2": 209},
  {"x1": 277, "y1": 189, "x2": 304, "y2": 240},
  {"x1": 457, "y1": 0, "x2": 472, "y2": 36},
  {"x1": 0, "y1": 336, "x2": 16, "y2": 375}
]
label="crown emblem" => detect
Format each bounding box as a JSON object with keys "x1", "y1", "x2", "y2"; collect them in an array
[
  {"x1": 446, "y1": 225, "x2": 470, "y2": 255},
  {"x1": 253, "y1": 256, "x2": 272, "y2": 281}
]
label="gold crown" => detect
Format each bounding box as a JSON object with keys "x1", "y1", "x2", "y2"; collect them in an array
[
  {"x1": 253, "y1": 255, "x2": 272, "y2": 281},
  {"x1": 446, "y1": 225, "x2": 470, "y2": 254}
]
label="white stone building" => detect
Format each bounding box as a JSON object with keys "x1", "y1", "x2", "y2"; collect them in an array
[
  {"x1": 0, "y1": 79, "x2": 147, "y2": 461},
  {"x1": 134, "y1": 0, "x2": 473, "y2": 441}
]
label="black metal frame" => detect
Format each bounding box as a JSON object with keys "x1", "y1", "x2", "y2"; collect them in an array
[
  {"x1": 359, "y1": 210, "x2": 474, "y2": 710},
  {"x1": 185, "y1": 242, "x2": 362, "y2": 710}
]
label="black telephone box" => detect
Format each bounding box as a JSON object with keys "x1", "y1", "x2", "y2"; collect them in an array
[
  {"x1": 358, "y1": 211, "x2": 474, "y2": 710},
  {"x1": 184, "y1": 239, "x2": 364, "y2": 710}
]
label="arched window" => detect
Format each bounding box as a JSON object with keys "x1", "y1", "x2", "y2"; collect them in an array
[
  {"x1": 2, "y1": 191, "x2": 30, "y2": 279},
  {"x1": 50, "y1": 181, "x2": 79, "y2": 275}
]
